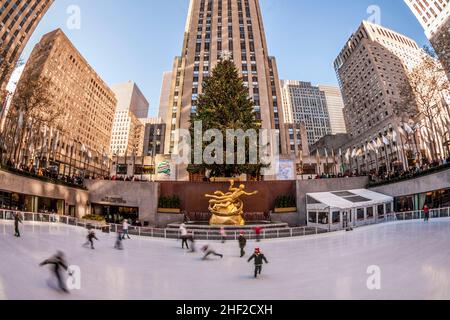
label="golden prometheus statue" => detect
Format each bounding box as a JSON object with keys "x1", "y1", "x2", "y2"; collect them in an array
[{"x1": 205, "y1": 180, "x2": 258, "y2": 226}]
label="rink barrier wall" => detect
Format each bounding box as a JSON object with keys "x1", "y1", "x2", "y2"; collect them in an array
[{"x1": 2, "y1": 207, "x2": 450, "y2": 240}]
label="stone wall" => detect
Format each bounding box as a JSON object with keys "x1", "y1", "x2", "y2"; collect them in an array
[
  {"x1": 85, "y1": 180, "x2": 159, "y2": 225},
  {"x1": 369, "y1": 169, "x2": 450, "y2": 198},
  {"x1": 160, "y1": 180, "x2": 296, "y2": 214},
  {"x1": 0, "y1": 169, "x2": 89, "y2": 217}
]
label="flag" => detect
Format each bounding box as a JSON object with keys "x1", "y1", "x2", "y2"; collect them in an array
[
  {"x1": 81, "y1": 144, "x2": 86, "y2": 153},
  {"x1": 351, "y1": 148, "x2": 357, "y2": 158},
  {"x1": 382, "y1": 136, "x2": 390, "y2": 146},
  {"x1": 339, "y1": 148, "x2": 342, "y2": 157},
  {"x1": 316, "y1": 149, "x2": 321, "y2": 164},
  {"x1": 345, "y1": 148, "x2": 350, "y2": 163},
  {"x1": 398, "y1": 126, "x2": 407, "y2": 137},
  {"x1": 324, "y1": 148, "x2": 328, "y2": 159},
  {"x1": 356, "y1": 148, "x2": 363, "y2": 157},
  {"x1": 403, "y1": 123, "x2": 414, "y2": 135},
  {"x1": 392, "y1": 131, "x2": 398, "y2": 143}
]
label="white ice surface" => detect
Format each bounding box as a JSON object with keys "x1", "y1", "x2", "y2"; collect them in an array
[{"x1": 1, "y1": 219, "x2": 450, "y2": 300}]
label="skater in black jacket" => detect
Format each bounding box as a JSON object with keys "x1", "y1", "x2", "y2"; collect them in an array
[
  {"x1": 248, "y1": 248, "x2": 268, "y2": 278},
  {"x1": 238, "y1": 232, "x2": 247, "y2": 257},
  {"x1": 40, "y1": 251, "x2": 71, "y2": 293},
  {"x1": 83, "y1": 230, "x2": 99, "y2": 249},
  {"x1": 13, "y1": 212, "x2": 22, "y2": 237}
]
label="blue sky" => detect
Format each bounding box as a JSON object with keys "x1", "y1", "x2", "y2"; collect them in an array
[{"x1": 21, "y1": 0, "x2": 429, "y2": 117}]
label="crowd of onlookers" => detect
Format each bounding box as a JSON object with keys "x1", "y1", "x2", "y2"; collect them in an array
[{"x1": 2, "y1": 160, "x2": 85, "y2": 187}]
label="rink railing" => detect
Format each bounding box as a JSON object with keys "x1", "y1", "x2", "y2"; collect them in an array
[{"x1": 0, "y1": 207, "x2": 449, "y2": 240}]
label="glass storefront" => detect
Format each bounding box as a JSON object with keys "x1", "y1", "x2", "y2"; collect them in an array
[
  {"x1": 394, "y1": 188, "x2": 450, "y2": 212},
  {"x1": 91, "y1": 204, "x2": 140, "y2": 225}
]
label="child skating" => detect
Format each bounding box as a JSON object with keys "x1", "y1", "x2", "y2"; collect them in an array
[
  {"x1": 83, "y1": 230, "x2": 99, "y2": 249},
  {"x1": 248, "y1": 248, "x2": 269, "y2": 278}
]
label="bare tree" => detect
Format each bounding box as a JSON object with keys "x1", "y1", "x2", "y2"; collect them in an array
[
  {"x1": 3, "y1": 70, "x2": 66, "y2": 167},
  {"x1": 399, "y1": 52, "x2": 450, "y2": 162}
]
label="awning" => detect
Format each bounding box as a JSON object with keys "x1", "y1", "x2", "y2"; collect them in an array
[{"x1": 307, "y1": 189, "x2": 393, "y2": 210}]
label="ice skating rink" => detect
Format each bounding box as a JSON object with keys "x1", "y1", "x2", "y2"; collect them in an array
[{"x1": 1, "y1": 218, "x2": 450, "y2": 300}]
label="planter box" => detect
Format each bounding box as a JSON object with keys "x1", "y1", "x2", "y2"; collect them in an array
[
  {"x1": 158, "y1": 208, "x2": 181, "y2": 214},
  {"x1": 274, "y1": 207, "x2": 297, "y2": 213}
]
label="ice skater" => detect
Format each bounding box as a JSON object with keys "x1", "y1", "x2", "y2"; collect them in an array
[
  {"x1": 39, "y1": 251, "x2": 71, "y2": 293},
  {"x1": 201, "y1": 245, "x2": 223, "y2": 260},
  {"x1": 83, "y1": 230, "x2": 99, "y2": 249},
  {"x1": 122, "y1": 219, "x2": 131, "y2": 240},
  {"x1": 238, "y1": 232, "x2": 247, "y2": 257},
  {"x1": 115, "y1": 231, "x2": 124, "y2": 250},
  {"x1": 180, "y1": 223, "x2": 189, "y2": 250},
  {"x1": 220, "y1": 227, "x2": 227, "y2": 243},
  {"x1": 424, "y1": 204, "x2": 430, "y2": 222},
  {"x1": 248, "y1": 248, "x2": 269, "y2": 278},
  {"x1": 253, "y1": 226, "x2": 262, "y2": 242},
  {"x1": 187, "y1": 233, "x2": 196, "y2": 252},
  {"x1": 13, "y1": 212, "x2": 22, "y2": 237}
]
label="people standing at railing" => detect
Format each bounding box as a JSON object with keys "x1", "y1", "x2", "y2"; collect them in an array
[
  {"x1": 424, "y1": 204, "x2": 430, "y2": 222},
  {"x1": 122, "y1": 220, "x2": 131, "y2": 240},
  {"x1": 238, "y1": 232, "x2": 247, "y2": 258},
  {"x1": 13, "y1": 212, "x2": 22, "y2": 237}
]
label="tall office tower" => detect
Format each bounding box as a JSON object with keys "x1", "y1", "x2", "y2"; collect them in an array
[
  {"x1": 157, "y1": 71, "x2": 172, "y2": 127},
  {"x1": 164, "y1": 0, "x2": 287, "y2": 179},
  {"x1": 110, "y1": 110, "x2": 145, "y2": 157},
  {"x1": 334, "y1": 21, "x2": 423, "y2": 171},
  {"x1": 13, "y1": 29, "x2": 117, "y2": 177},
  {"x1": 111, "y1": 82, "x2": 150, "y2": 119},
  {"x1": 110, "y1": 82, "x2": 150, "y2": 157},
  {"x1": 280, "y1": 80, "x2": 332, "y2": 147},
  {"x1": 404, "y1": 0, "x2": 450, "y2": 78},
  {"x1": 142, "y1": 117, "x2": 166, "y2": 157},
  {"x1": 0, "y1": 0, "x2": 54, "y2": 90},
  {"x1": 318, "y1": 84, "x2": 347, "y2": 135}
]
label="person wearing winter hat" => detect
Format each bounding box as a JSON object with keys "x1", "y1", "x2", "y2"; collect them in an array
[{"x1": 248, "y1": 247, "x2": 269, "y2": 278}]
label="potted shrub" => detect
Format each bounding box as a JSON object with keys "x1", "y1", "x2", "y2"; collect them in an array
[
  {"x1": 274, "y1": 195, "x2": 297, "y2": 213},
  {"x1": 158, "y1": 196, "x2": 181, "y2": 214}
]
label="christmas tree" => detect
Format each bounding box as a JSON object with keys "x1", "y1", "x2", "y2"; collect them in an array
[{"x1": 188, "y1": 57, "x2": 265, "y2": 178}]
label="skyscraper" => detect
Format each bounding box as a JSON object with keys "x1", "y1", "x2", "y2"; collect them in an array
[
  {"x1": 334, "y1": 21, "x2": 423, "y2": 172},
  {"x1": 280, "y1": 80, "x2": 332, "y2": 147},
  {"x1": 11, "y1": 29, "x2": 117, "y2": 177},
  {"x1": 157, "y1": 71, "x2": 173, "y2": 127},
  {"x1": 404, "y1": 0, "x2": 449, "y2": 39},
  {"x1": 163, "y1": 0, "x2": 287, "y2": 180},
  {"x1": 318, "y1": 84, "x2": 347, "y2": 135},
  {"x1": 404, "y1": 0, "x2": 450, "y2": 79},
  {"x1": 0, "y1": 0, "x2": 54, "y2": 89},
  {"x1": 111, "y1": 82, "x2": 150, "y2": 119},
  {"x1": 110, "y1": 82, "x2": 150, "y2": 157}
]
